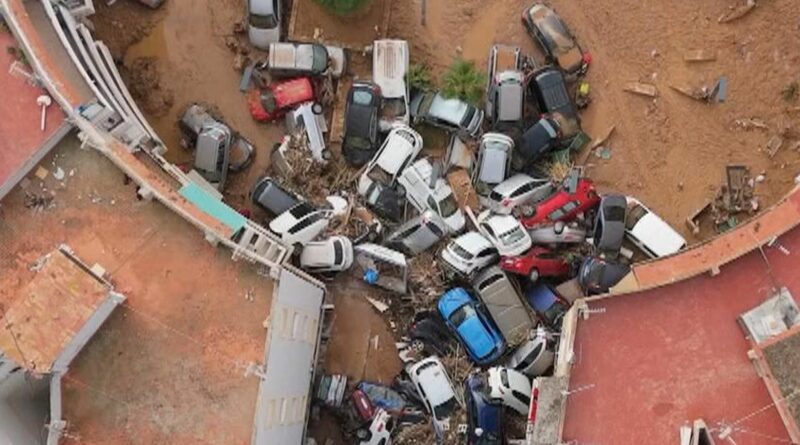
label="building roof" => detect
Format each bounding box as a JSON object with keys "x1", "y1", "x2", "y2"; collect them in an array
[
  {"x1": 561, "y1": 225, "x2": 800, "y2": 445},
  {"x1": 0, "y1": 247, "x2": 114, "y2": 374},
  {"x1": 0, "y1": 30, "x2": 68, "y2": 200}
]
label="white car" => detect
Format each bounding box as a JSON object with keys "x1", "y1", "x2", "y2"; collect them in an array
[
  {"x1": 357, "y1": 408, "x2": 394, "y2": 445},
  {"x1": 358, "y1": 126, "x2": 423, "y2": 197},
  {"x1": 506, "y1": 326, "x2": 555, "y2": 377},
  {"x1": 247, "y1": 0, "x2": 281, "y2": 50},
  {"x1": 487, "y1": 366, "x2": 532, "y2": 415},
  {"x1": 286, "y1": 102, "x2": 330, "y2": 163},
  {"x1": 486, "y1": 174, "x2": 554, "y2": 215},
  {"x1": 398, "y1": 158, "x2": 465, "y2": 233},
  {"x1": 477, "y1": 212, "x2": 532, "y2": 256},
  {"x1": 625, "y1": 197, "x2": 687, "y2": 258},
  {"x1": 269, "y1": 202, "x2": 332, "y2": 246},
  {"x1": 407, "y1": 357, "x2": 459, "y2": 435},
  {"x1": 440, "y1": 231, "x2": 498, "y2": 279},
  {"x1": 299, "y1": 236, "x2": 353, "y2": 273}
]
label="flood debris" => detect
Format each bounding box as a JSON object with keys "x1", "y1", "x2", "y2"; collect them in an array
[
  {"x1": 718, "y1": 0, "x2": 757, "y2": 23},
  {"x1": 623, "y1": 82, "x2": 658, "y2": 98},
  {"x1": 683, "y1": 49, "x2": 717, "y2": 63},
  {"x1": 766, "y1": 135, "x2": 784, "y2": 158},
  {"x1": 733, "y1": 117, "x2": 768, "y2": 131},
  {"x1": 670, "y1": 76, "x2": 728, "y2": 103}
]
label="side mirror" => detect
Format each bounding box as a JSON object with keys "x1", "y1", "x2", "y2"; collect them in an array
[{"x1": 554, "y1": 221, "x2": 565, "y2": 234}]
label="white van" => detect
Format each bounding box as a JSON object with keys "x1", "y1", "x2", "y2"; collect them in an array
[
  {"x1": 397, "y1": 158, "x2": 465, "y2": 233},
  {"x1": 373, "y1": 39, "x2": 410, "y2": 130}
]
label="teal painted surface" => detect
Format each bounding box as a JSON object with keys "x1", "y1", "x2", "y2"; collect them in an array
[{"x1": 179, "y1": 183, "x2": 246, "y2": 235}]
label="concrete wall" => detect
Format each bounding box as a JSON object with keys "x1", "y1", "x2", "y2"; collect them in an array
[{"x1": 0, "y1": 371, "x2": 50, "y2": 445}]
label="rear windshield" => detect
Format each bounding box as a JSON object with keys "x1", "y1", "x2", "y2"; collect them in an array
[
  {"x1": 626, "y1": 204, "x2": 647, "y2": 229},
  {"x1": 449, "y1": 304, "x2": 476, "y2": 326},
  {"x1": 451, "y1": 243, "x2": 474, "y2": 261},
  {"x1": 433, "y1": 397, "x2": 458, "y2": 421},
  {"x1": 289, "y1": 202, "x2": 314, "y2": 218},
  {"x1": 249, "y1": 13, "x2": 278, "y2": 29},
  {"x1": 312, "y1": 45, "x2": 329, "y2": 72},
  {"x1": 605, "y1": 206, "x2": 626, "y2": 222},
  {"x1": 499, "y1": 227, "x2": 525, "y2": 245}
]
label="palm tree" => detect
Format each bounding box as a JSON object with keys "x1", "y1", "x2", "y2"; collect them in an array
[{"x1": 441, "y1": 58, "x2": 486, "y2": 106}]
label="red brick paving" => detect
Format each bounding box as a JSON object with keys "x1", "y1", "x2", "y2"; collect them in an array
[{"x1": 563, "y1": 227, "x2": 800, "y2": 444}]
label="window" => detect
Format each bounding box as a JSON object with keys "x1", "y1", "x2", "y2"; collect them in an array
[
  {"x1": 548, "y1": 208, "x2": 565, "y2": 221},
  {"x1": 333, "y1": 241, "x2": 343, "y2": 264},
  {"x1": 427, "y1": 221, "x2": 445, "y2": 238},
  {"x1": 518, "y1": 343, "x2": 544, "y2": 369},
  {"x1": 439, "y1": 194, "x2": 459, "y2": 217},
  {"x1": 449, "y1": 305, "x2": 476, "y2": 326},
  {"x1": 427, "y1": 196, "x2": 439, "y2": 212},
  {"x1": 353, "y1": 90, "x2": 374, "y2": 105},
  {"x1": 563, "y1": 201, "x2": 579, "y2": 212},
  {"x1": 452, "y1": 243, "x2": 474, "y2": 260},
  {"x1": 477, "y1": 248, "x2": 497, "y2": 258},
  {"x1": 289, "y1": 202, "x2": 314, "y2": 218},
  {"x1": 511, "y1": 182, "x2": 532, "y2": 198},
  {"x1": 288, "y1": 217, "x2": 314, "y2": 235},
  {"x1": 249, "y1": 13, "x2": 278, "y2": 29},
  {"x1": 626, "y1": 204, "x2": 648, "y2": 230},
  {"x1": 499, "y1": 227, "x2": 525, "y2": 245},
  {"x1": 367, "y1": 165, "x2": 393, "y2": 186},
  {"x1": 395, "y1": 224, "x2": 419, "y2": 240},
  {"x1": 478, "y1": 273, "x2": 503, "y2": 290}
]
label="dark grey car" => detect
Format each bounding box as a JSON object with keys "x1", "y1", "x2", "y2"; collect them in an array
[
  {"x1": 577, "y1": 256, "x2": 631, "y2": 295},
  {"x1": 593, "y1": 194, "x2": 627, "y2": 255},
  {"x1": 250, "y1": 176, "x2": 301, "y2": 217},
  {"x1": 528, "y1": 67, "x2": 579, "y2": 123},
  {"x1": 385, "y1": 210, "x2": 447, "y2": 256}
]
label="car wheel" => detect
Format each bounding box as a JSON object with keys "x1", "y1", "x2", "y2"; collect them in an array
[
  {"x1": 355, "y1": 428, "x2": 371, "y2": 441},
  {"x1": 528, "y1": 268, "x2": 540, "y2": 282},
  {"x1": 321, "y1": 148, "x2": 332, "y2": 161},
  {"x1": 410, "y1": 338, "x2": 426, "y2": 353},
  {"x1": 312, "y1": 102, "x2": 324, "y2": 115}
]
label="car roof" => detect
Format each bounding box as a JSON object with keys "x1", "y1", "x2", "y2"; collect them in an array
[
  {"x1": 629, "y1": 211, "x2": 687, "y2": 256},
  {"x1": 479, "y1": 138, "x2": 511, "y2": 183},
  {"x1": 412, "y1": 357, "x2": 455, "y2": 405},
  {"x1": 299, "y1": 237, "x2": 343, "y2": 266},
  {"x1": 249, "y1": 0, "x2": 275, "y2": 15},
  {"x1": 457, "y1": 315, "x2": 496, "y2": 359},
  {"x1": 496, "y1": 76, "x2": 524, "y2": 121},
  {"x1": 373, "y1": 40, "x2": 408, "y2": 98},
  {"x1": 429, "y1": 94, "x2": 468, "y2": 123},
  {"x1": 271, "y1": 77, "x2": 314, "y2": 104},
  {"x1": 531, "y1": 4, "x2": 575, "y2": 53},
  {"x1": 455, "y1": 231, "x2": 493, "y2": 254}
]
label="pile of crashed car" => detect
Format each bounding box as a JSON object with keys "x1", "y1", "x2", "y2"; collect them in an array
[{"x1": 181, "y1": 3, "x2": 691, "y2": 444}]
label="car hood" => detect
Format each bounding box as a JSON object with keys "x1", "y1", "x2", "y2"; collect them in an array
[{"x1": 457, "y1": 316, "x2": 496, "y2": 360}]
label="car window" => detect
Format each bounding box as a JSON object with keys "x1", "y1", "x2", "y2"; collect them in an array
[
  {"x1": 289, "y1": 216, "x2": 314, "y2": 234},
  {"x1": 427, "y1": 196, "x2": 439, "y2": 211},
  {"x1": 500, "y1": 368, "x2": 509, "y2": 387},
  {"x1": 606, "y1": 206, "x2": 626, "y2": 222},
  {"x1": 439, "y1": 194, "x2": 459, "y2": 218},
  {"x1": 333, "y1": 241, "x2": 343, "y2": 264},
  {"x1": 452, "y1": 243, "x2": 474, "y2": 260},
  {"x1": 483, "y1": 223, "x2": 496, "y2": 238},
  {"x1": 450, "y1": 305, "x2": 476, "y2": 326},
  {"x1": 353, "y1": 90, "x2": 374, "y2": 106},
  {"x1": 563, "y1": 201, "x2": 579, "y2": 212},
  {"x1": 547, "y1": 208, "x2": 565, "y2": 221},
  {"x1": 512, "y1": 389, "x2": 531, "y2": 407},
  {"x1": 511, "y1": 182, "x2": 533, "y2": 198},
  {"x1": 395, "y1": 224, "x2": 419, "y2": 240},
  {"x1": 626, "y1": 203, "x2": 648, "y2": 229},
  {"x1": 478, "y1": 248, "x2": 497, "y2": 258},
  {"x1": 289, "y1": 202, "x2": 314, "y2": 218},
  {"x1": 427, "y1": 221, "x2": 445, "y2": 238},
  {"x1": 249, "y1": 13, "x2": 278, "y2": 29},
  {"x1": 519, "y1": 343, "x2": 544, "y2": 368},
  {"x1": 499, "y1": 227, "x2": 525, "y2": 245},
  {"x1": 478, "y1": 273, "x2": 503, "y2": 290}
]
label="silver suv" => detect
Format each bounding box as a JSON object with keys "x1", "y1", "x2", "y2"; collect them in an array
[{"x1": 485, "y1": 45, "x2": 525, "y2": 130}]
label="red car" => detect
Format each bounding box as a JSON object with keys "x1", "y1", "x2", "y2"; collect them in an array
[
  {"x1": 519, "y1": 178, "x2": 599, "y2": 228},
  {"x1": 247, "y1": 77, "x2": 315, "y2": 122},
  {"x1": 500, "y1": 247, "x2": 571, "y2": 281}
]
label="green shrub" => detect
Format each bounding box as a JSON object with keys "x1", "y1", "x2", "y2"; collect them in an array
[
  {"x1": 406, "y1": 63, "x2": 434, "y2": 91},
  {"x1": 441, "y1": 58, "x2": 485, "y2": 106},
  {"x1": 313, "y1": 0, "x2": 371, "y2": 15}
]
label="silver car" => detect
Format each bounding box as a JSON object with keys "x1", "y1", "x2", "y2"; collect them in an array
[
  {"x1": 247, "y1": 0, "x2": 281, "y2": 50},
  {"x1": 528, "y1": 221, "x2": 587, "y2": 245},
  {"x1": 385, "y1": 210, "x2": 448, "y2": 256},
  {"x1": 486, "y1": 174, "x2": 554, "y2": 215},
  {"x1": 472, "y1": 133, "x2": 513, "y2": 201},
  {"x1": 410, "y1": 90, "x2": 485, "y2": 138},
  {"x1": 473, "y1": 266, "x2": 535, "y2": 343}
]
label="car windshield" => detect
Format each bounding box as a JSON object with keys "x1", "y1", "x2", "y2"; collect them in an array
[
  {"x1": 541, "y1": 14, "x2": 575, "y2": 53},
  {"x1": 450, "y1": 305, "x2": 476, "y2": 326},
  {"x1": 460, "y1": 106, "x2": 476, "y2": 127},
  {"x1": 381, "y1": 97, "x2": 407, "y2": 120},
  {"x1": 587, "y1": 263, "x2": 605, "y2": 284},
  {"x1": 452, "y1": 243, "x2": 474, "y2": 261},
  {"x1": 499, "y1": 226, "x2": 525, "y2": 245},
  {"x1": 312, "y1": 45, "x2": 328, "y2": 72},
  {"x1": 249, "y1": 13, "x2": 278, "y2": 29},
  {"x1": 353, "y1": 90, "x2": 374, "y2": 106},
  {"x1": 261, "y1": 92, "x2": 277, "y2": 113},
  {"x1": 433, "y1": 397, "x2": 458, "y2": 421},
  {"x1": 626, "y1": 203, "x2": 648, "y2": 229},
  {"x1": 345, "y1": 135, "x2": 372, "y2": 150},
  {"x1": 367, "y1": 165, "x2": 393, "y2": 186},
  {"x1": 439, "y1": 194, "x2": 459, "y2": 218},
  {"x1": 333, "y1": 241, "x2": 343, "y2": 264},
  {"x1": 606, "y1": 206, "x2": 626, "y2": 222},
  {"x1": 543, "y1": 300, "x2": 566, "y2": 324}
]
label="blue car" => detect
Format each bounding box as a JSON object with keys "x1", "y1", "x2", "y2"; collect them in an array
[
  {"x1": 524, "y1": 283, "x2": 570, "y2": 329},
  {"x1": 438, "y1": 288, "x2": 506, "y2": 365},
  {"x1": 464, "y1": 373, "x2": 504, "y2": 445}
]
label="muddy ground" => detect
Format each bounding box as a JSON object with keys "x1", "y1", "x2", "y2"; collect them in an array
[{"x1": 86, "y1": 0, "x2": 800, "y2": 443}]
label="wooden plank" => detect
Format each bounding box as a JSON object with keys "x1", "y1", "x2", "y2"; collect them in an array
[
  {"x1": 623, "y1": 82, "x2": 658, "y2": 98},
  {"x1": 684, "y1": 49, "x2": 717, "y2": 62}
]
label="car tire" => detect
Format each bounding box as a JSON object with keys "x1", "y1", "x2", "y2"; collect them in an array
[
  {"x1": 528, "y1": 268, "x2": 540, "y2": 282},
  {"x1": 321, "y1": 148, "x2": 332, "y2": 161},
  {"x1": 410, "y1": 338, "x2": 426, "y2": 353},
  {"x1": 312, "y1": 102, "x2": 324, "y2": 115},
  {"x1": 355, "y1": 429, "x2": 371, "y2": 441}
]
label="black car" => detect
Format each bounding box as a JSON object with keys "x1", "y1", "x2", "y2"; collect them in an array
[
  {"x1": 578, "y1": 256, "x2": 631, "y2": 295},
  {"x1": 250, "y1": 176, "x2": 301, "y2": 217},
  {"x1": 408, "y1": 312, "x2": 457, "y2": 356},
  {"x1": 514, "y1": 115, "x2": 562, "y2": 168},
  {"x1": 528, "y1": 67, "x2": 579, "y2": 123},
  {"x1": 522, "y1": 3, "x2": 589, "y2": 78},
  {"x1": 364, "y1": 182, "x2": 404, "y2": 222},
  {"x1": 343, "y1": 82, "x2": 382, "y2": 166},
  {"x1": 593, "y1": 195, "x2": 627, "y2": 256}
]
